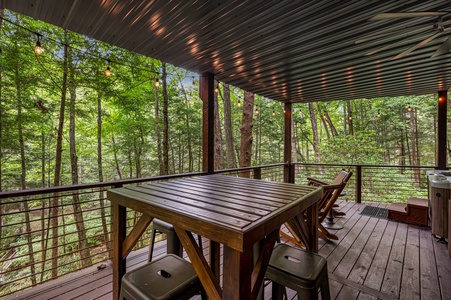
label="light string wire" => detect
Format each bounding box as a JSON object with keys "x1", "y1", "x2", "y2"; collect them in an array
[{"x1": 0, "y1": 15, "x2": 198, "y2": 83}]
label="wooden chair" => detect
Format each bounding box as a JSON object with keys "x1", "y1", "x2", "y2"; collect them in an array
[{"x1": 281, "y1": 170, "x2": 352, "y2": 245}]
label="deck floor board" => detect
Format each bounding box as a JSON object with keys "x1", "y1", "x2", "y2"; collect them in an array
[{"x1": 6, "y1": 201, "x2": 450, "y2": 300}]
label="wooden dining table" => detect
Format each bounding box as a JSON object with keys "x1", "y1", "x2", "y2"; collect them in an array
[{"x1": 107, "y1": 174, "x2": 323, "y2": 300}]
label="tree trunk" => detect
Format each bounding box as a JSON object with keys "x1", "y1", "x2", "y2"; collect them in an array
[
  {"x1": 239, "y1": 91, "x2": 254, "y2": 178},
  {"x1": 51, "y1": 42, "x2": 69, "y2": 278},
  {"x1": 0, "y1": 9, "x2": 3, "y2": 249},
  {"x1": 68, "y1": 58, "x2": 92, "y2": 268},
  {"x1": 316, "y1": 103, "x2": 331, "y2": 139},
  {"x1": 154, "y1": 82, "x2": 164, "y2": 175},
  {"x1": 308, "y1": 103, "x2": 320, "y2": 161},
  {"x1": 161, "y1": 63, "x2": 169, "y2": 175},
  {"x1": 409, "y1": 107, "x2": 420, "y2": 186},
  {"x1": 111, "y1": 136, "x2": 122, "y2": 179},
  {"x1": 222, "y1": 84, "x2": 236, "y2": 169},
  {"x1": 292, "y1": 120, "x2": 297, "y2": 163},
  {"x1": 214, "y1": 87, "x2": 224, "y2": 169},
  {"x1": 347, "y1": 100, "x2": 354, "y2": 135},
  {"x1": 97, "y1": 92, "x2": 109, "y2": 253},
  {"x1": 179, "y1": 81, "x2": 194, "y2": 172},
  {"x1": 16, "y1": 68, "x2": 37, "y2": 286},
  {"x1": 325, "y1": 111, "x2": 338, "y2": 136}
]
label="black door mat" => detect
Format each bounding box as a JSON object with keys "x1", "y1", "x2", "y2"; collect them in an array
[{"x1": 360, "y1": 205, "x2": 388, "y2": 219}]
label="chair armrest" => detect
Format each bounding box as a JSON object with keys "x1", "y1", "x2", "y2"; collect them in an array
[
  {"x1": 306, "y1": 177, "x2": 329, "y2": 186},
  {"x1": 321, "y1": 183, "x2": 343, "y2": 191}
]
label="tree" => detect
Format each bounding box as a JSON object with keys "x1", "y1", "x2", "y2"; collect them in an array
[
  {"x1": 221, "y1": 84, "x2": 236, "y2": 168},
  {"x1": 238, "y1": 91, "x2": 254, "y2": 177},
  {"x1": 161, "y1": 62, "x2": 169, "y2": 175}
]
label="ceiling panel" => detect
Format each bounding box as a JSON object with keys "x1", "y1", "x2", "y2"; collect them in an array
[{"x1": 2, "y1": 0, "x2": 451, "y2": 102}]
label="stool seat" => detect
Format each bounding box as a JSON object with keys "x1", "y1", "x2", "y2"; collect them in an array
[
  {"x1": 266, "y1": 244, "x2": 330, "y2": 300},
  {"x1": 120, "y1": 254, "x2": 203, "y2": 300}
]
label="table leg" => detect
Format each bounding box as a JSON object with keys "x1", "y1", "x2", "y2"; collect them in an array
[
  {"x1": 175, "y1": 227, "x2": 222, "y2": 300},
  {"x1": 112, "y1": 203, "x2": 127, "y2": 300},
  {"x1": 223, "y1": 246, "x2": 253, "y2": 300},
  {"x1": 306, "y1": 202, "x2": 318, "y2": 253}
]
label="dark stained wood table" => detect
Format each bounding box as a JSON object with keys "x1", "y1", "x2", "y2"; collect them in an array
[{"x1": 107, "y1": 174, "x2": 323, "y2": 300}]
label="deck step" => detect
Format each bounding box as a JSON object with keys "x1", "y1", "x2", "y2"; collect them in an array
[
  {"x1": 388, "y1": 198, "x2": 429, "y2": 226},
  {"x1": 388, "y1": 203, "x2": 407, "y2": 214},
  {"x1": 407, "y1": 197, "x2": 429, "y2": 208}
]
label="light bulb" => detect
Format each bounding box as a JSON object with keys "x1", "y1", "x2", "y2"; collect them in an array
[
  {"x1": 348, "y1": 115, "x2": 352, "y2": 121},
  {"x1": 105, "y1": 66, "x2": 111, "y2": 77},
  {"x1": 407, "y1": 105, "x2": 412, "y2": 112},
  {"x1": 377, "y1": 111, "x2": 381, "y2": 118},
  {"x1": 272, "y1": 110, "x2": 276, "y2": 116},
  {"x1": 255, "y1": 108, "x2": 259, "y2": 114},
  {"x1": 214, "y1": 86, "x2": 219, "y2": 93},
  {"x1": 35, "y1": 37, "x2": 43, "y2": 55},
  {"x1": 155, "y1": 78, "x2": 160, "y2": 87},
  {"x1": 237, "y1": 100, "x2": 241, "y2": 107}
]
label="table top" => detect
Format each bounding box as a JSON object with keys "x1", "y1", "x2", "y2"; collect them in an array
[{"x1": 107, "y1": 174, "x2": 323, "y2": 251}]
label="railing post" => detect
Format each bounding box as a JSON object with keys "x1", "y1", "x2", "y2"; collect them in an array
[
  {"x1": 254, "y1": 168, "x2": 262, "y2": 180},
  {"x1": 356, "y1": 165, "x2": 362, "y2": 203}
]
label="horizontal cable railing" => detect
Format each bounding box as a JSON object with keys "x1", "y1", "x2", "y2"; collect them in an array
[
  {"x1": 0, "y1": 162, "x2": 436, "y2": 297},
  {"x1": 0, "y1": 164, "x2": 284, "y2": 297},
  {"x1": 294, "y1": 163, "x2": 434, "y2": 203}
]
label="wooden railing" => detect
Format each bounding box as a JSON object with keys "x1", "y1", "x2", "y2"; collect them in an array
[{"x1": 0, "y1": 162, "x2": 436, "y2": 297}]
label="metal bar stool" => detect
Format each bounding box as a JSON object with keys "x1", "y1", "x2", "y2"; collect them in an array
[
  {"x1": 148, "y1": 219, "x2": 203, "y2": 262},
  {"x1": 266, "y1": 244, "x2": 331, "y2": 300},
  {"x1": 119, "y1": 254, "x2": 204, "y2": 300}
]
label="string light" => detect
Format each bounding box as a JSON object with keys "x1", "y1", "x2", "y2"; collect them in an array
[
  {"x1": 34, "y1": 34, "x2": 43, "y2": 55},
  {"x1": 0, "y1": 15, "x2": 207, "y2": 90},
  {"x1": 377, "y1": 110, "x2": 381, "y2": 118},
  {"x1": 154, "y1": 77, "x2": 160, "y2": 87},
  {"x1": 237, "y1": 99, "x2": 241, "y2": 107},
  {"x1": 105, "y1": 60, "x2": 111, "y2": 76},
  {"x1": 323, "y1": 113, "x2": 326, "y2": 119},
  {"x1": 255, "y1": 107, "x2": 259, "y2": 114},
  {"x1": 348, "y1": 114, "x2": 352, "y2": 121},
  {"x1": 272, "y1": 110, "x2": 276, "y2": 116},
  {"x1": 407, "y1": 105, "x2": 412, "y2": 112},
  {"x1": 214, "y1": 85, "x2": 219, "y2": 93}
]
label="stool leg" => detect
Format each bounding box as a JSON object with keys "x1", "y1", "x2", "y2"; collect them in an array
[
  {"x1": 297, "y1": 288, "x2": 319, "y2": 300},
  {"x1": 320, "y1": 273, "x2": 331, "y2": 300},
  {"x1": 271, "y1": 281, "x2": 285, "y2": 300},
  {"x1": 148, "y1": 229, "x2": 157, "y2": 262},
  {"x1": 166, "y1": 230, "x2": 182, "y2": 257}
]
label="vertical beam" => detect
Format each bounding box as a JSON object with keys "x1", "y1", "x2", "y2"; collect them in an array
[
  {"x1": 437, "y1": 90, "x2": 448, "y2": 169},
  {"x1": 200, "y1": 73, "x2": 215, "y2": 174},
  {"x1": 356, "y1": 165, "x2": 362, "y2": 203},
  {"x1": 284, "y1": 102, "x2": 294, "y2": 183}
]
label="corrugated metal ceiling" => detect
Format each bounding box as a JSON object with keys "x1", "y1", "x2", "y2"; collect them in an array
[{"x1": 2, "y1": 0, "x2": 451, "y2": 102}]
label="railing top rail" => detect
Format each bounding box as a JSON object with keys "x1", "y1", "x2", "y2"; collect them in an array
[
  {"x1": 0, "y1": 172, "x2": 206, "y2": 199},
  {"x1": 293, "y1": 162, "x2": 438, "y2": 169},
  {"x1": 0, "y1": 163, "x2": 286, "y2": 199}
]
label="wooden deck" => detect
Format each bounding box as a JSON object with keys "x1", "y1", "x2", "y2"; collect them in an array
[{"x1": 6, "y1": 201, "x2": 450, "y2": 300}]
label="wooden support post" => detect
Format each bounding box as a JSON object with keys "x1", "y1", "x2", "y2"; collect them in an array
[
  {"x1": 200, "y1": 73, "x2": 215, "y2": 174},
  {"x1": 284, "y1": 102, "x2": 294, "y2": 183},
  {"x1": 437, "y1": 90, "x2": 448, "y2": 170}
]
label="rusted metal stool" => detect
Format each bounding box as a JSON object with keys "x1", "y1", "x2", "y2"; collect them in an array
[
  {"x1": 266, "y1": 244, "x2": 330, "y2": 300},
  {"x1": 119, "y1": 254, "x2": 204, "y2": 300},
  {"x1": 148, "y1": 219, "x2": 203, "y2": 262}
]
